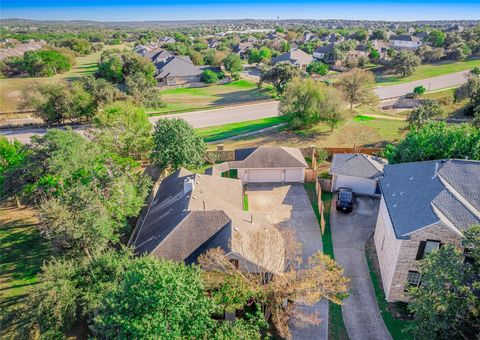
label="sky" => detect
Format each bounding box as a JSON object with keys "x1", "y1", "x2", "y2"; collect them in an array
[{"x1": 1, "y1": 0, "x2": 480, "y2": 21}]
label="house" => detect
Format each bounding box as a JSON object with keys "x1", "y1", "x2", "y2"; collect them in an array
[
  {"x1": 159, "y1": 36, "x2": 176, "y2": 45},
  {"x1": 131, "y1": 168, "x2": 284, "y2": 274},
  {"x1": 144, "y1": 48, "x2": 172, "y2": 63},
  {"x1": 389, "y1": 35, "x2": 422, "y2": 50},
  {"x1": 271, "y1": 49, "x2": 313, "y2": 70},
  {"x1": 207, "y1": 38, "x2": 219, "y2": 49},
  {"x1": 374, "y1": 159, "x2": 480, "y2": 302},
  {"x1": 206, "y1": 146, "x2": 308, "y2": 183},
  {"x1": 0, "y1": 40, "x2": 47, "y2": 61},
  {"x1": 313, "y1": 43, "x2": 335, "y2": 61},
  {"x1": 413, "y1": 32, "x2": 428, "y2": 41},
  {"x1": 330, "y1": 153, "x2": 386, "y2": 196},
  {"x1": 154, "y1": 55, "x2": 210, "y2": 86},
  {"x1": 233, "y1": 42, "x2": 254, "y2": 59}
]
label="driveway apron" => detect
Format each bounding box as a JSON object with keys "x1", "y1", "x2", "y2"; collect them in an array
[{"x1": 331, "y1": 196, "x2": 392, "y2": 340}]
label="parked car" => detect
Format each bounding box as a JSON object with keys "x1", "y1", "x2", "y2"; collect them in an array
[{"x1": 336, "y1": 188, "x2": 354, "y2": 213}]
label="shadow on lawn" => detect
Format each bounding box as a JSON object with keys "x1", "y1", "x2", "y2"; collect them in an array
[{"x1": 211, "y1": 88, "x2": 273, "y2": 106}]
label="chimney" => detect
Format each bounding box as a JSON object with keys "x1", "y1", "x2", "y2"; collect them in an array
[{"x1": 184, "y1": 177, "x2": 194, "y2": 194}]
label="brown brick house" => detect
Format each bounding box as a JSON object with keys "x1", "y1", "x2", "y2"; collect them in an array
[{"x1": 374, "y1": 159, "x2": 480, "y2": 302}]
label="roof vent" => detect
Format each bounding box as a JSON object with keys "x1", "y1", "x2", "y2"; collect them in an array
[
  {"x1": 393, "y1": 203, "x2": 397, "y2": 208},
  {"x1": 432, "y1": 162, "x2": 439, "y2": 179},
  {"x1": 400, "y1": 191, "x2": 405, "y2": 195},
  {"x1": 234, "y1": 227, "x2": 239, "y2": 231},
  {"x1": 410, "y1": 176, "x2": 414, "y2": 180}
]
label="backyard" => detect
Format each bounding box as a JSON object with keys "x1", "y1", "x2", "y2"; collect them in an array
[
  {"x1": 375, "y1": 58, "x2": 480, "y2": 86},
  {"x1": 0, "y1": 44, "x2": 130, "y2": 112},
  {"x1": 150, "y1": 79, "x2": 275, "y2": 114}
]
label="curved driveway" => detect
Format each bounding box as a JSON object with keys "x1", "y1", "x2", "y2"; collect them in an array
[{"x1": 331, "y1": 196, "x2": 391, "y2": 340}]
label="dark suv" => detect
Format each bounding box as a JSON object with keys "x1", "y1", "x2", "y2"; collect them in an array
[{"x1": 336, "y1": 188, "x2": 354, "y2": 213}]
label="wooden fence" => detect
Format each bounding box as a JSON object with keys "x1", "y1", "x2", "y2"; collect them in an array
[{"x1": 315, "y1": 177, "x2": 326, "y2": 235}]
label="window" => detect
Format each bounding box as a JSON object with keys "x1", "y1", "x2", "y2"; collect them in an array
[
  {"x1": 405, "y1": 271, "x2": 421, "y2": 291},
  {"x1": 424, "y1": 240, "x2": 441, "y2": 256}
]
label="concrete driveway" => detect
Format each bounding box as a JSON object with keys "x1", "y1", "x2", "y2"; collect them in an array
[
  {"x1": 331, "y1": 196, "x2": 392, "y2": 340},
  {"x1": 246, "y1": 183, "x2": 328, "y2": 340}
]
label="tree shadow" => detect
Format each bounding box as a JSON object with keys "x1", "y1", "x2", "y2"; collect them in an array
[{"x1": 211, "y1": 88, "x2": 272, "y2": 106}]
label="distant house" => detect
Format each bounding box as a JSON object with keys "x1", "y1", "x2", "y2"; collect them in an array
[
  {"x1": 0, "y1": 40, "x2": 47, "y2": 61},
  {"x1": 159, "y1": 36, "x2": 176, "y2": 45},
  {"x1": 271, "y1": 49, "x2": 313, "y2": 70},
  {"x1": 131, "y1": 168, "x2": 284, "y2": 274},
  {"x1": 207, "y1": 146, "x2": 308, "y2": 183},
  {"x1": 329, "y1": 153, "x2": 386, "y2": 196},
  {"x1": 154, "y1": 55, "x2": 208, "y2": 86},
  {"x1": 320, "y1": 33, "x2": 344, "y2": 43},
  {"x1": 300, "y1": 32, "x2": 319, "y2": 44},
  {"x1": 144, "y1": 48, "x2": 172, "y2": 63},
  {"x1": 207, "y1": 38, "x2": 219, "y2": 49},
  {"x1": 313, "y1": 43, "x2": 335, "y2": 61},
  {"x1": 389, "y1": 35, "x2": 422, "y2": 50},
  {"x1": 374, "y1": 159, "x2": 480, "y2": 302},
  {"x1": 233, "y1": 42, "x2": 254, "y2": 59},
  {"x1": 413, "y1": 32, "x2": 428, "y2": 41}
]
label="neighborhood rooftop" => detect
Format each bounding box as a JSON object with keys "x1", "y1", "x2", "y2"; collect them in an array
[
  {"x1": 330, "y1": 153, "x2": 386, "y2": 179},
  {"x1": 379, "y1": 159, "x2": 480, "y2": 239}
]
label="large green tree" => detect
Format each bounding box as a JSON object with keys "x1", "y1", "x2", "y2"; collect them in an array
[
  {"x1": 384, "y1": 121, "x2": 480, "y2": 163},
  {"x1": 407, "y1": 100, "x2": 444, "y2": 129},
  {"x1": 407, "y1": 225, "x2": 480, "y2": 339},
  {"x1": 0, "y1": 137, "x2": 28, "y2": 200},
  {"x1": 259, "y1": 62, "x2": 300, "y2": 94},
  {"x1": 96, "y1": 49, "x2": 155, "y2": 84},
  {"x1": 223, "y1": 53, "x2": 243, "y2": 77},
  {"x1": 391, "y1": 50, "x2": 421, "y2": 77},
  {"x1": 151, "y1": 118, "x2": 207, "y2": 169},
  {"x1": 22, "y1": 49, "x2": 72, "y2": 77},
  {"x1": 280, "y1": 77, "x2": 345, "y2": 130}
]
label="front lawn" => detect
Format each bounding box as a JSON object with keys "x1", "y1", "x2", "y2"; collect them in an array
[
  {"x1": 150, "y1": 79, "x2": 275, "y2": 114},
  {"x1": 303, "y1": 184, "x2": 349, "y2": 340},
  {"x1": 196, "y1": 116, "x2": 284, "y2": 142},
  {"x1": 375, "y1": 59, "x2": 480, "y2": 86}
]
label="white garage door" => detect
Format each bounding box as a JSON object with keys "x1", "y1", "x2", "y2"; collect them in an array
[
  {"x1": 334, "y1": 175, "x2": 376, "y2": 195},
  {"x1": 247, "y1": 169, "x2": 283, "y2": 183},
  {"x1": 284, "y1": 169, "x2": 303, "y2": 182}
]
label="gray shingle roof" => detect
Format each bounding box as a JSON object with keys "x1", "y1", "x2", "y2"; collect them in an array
[
  {"x1": 230, "y1": 146, "x2": 308, "y2": 169},
  {"x1": 133, "y1": 168, "x2": 284, "y2": 272},
  {"x1": 154, "y1": 55, "x2": 203, "y2": 78},
  {"x1": 380, "y1": 159, "x2": 480, "y2": 239},
  {"x1": 391, "y1": 34, "x2": 420, "y2": 42},
  {"x1": 271, "y1": 49, "x2": 313, "y2": 66},
  {"x1": 330, "y1": 153, "x2": 386, "y2": 179}
]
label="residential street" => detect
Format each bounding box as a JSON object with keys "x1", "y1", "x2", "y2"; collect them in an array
[
  {"x1": 374, "y1": 70, "x2": 469, "y2": 99},
  {"x1": 330, "y1": 196, "x2": 392, "y2": 340},
  {"x1": 246, "y1": 184, "x2": 328, "y2": 340}
]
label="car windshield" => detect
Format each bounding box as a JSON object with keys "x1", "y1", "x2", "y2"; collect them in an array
[{"x1": 339, "y1": 191, "x2": 352, "y2": 201}]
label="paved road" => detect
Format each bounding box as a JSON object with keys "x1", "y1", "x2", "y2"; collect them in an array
[
  {"x1": 374, "y1": 70, "x2": 469, "y2": 99},
  {"x1": 247, "y1": 184, "x2": 328, "y2": 340},
  {"x1": 1, "y1": 101, "x2": 280, "y2": 143},
  {"x1": 331, "y1": 196, "x2": 391, "y2": 340}
]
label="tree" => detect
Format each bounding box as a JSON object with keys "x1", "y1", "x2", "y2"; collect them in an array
[
  {"x1": 259, "y1": 62, "x2": 300, "y2": 94},
  {"x1": 199, "y1": 245, "x2": 349, "y2": 339},
  {"x1": 58, "y1": 38, "x2": 92, "y2": 56},
  {"x1": 455, "y1": 74, "x2": 480, "y2": 116},
  {"x1": 391, "y1": 50, "x2": 421, "y2": 77},
  {"x1": 279, "y1": 78, "x2": 345, "y2": 131},
  {"x1": 306, "y1": 61, "x2": 328, "y2": 76},
  {"x1": 124, "y1": 75, "x2": 164, "y2": 108},
  {"x1": 336, "y1": 68, "x2": 378, "y2": 111},
  {"x1": 407, "y1": 225, "x2": 480, "y2": 339},
  {"x1": 90, "y1": 102, "x2": 153, "y2": 161},
  {"x1": 203, "y1": 49, "x2": 226, "y2": 67},
  {"x1": 93, "y1": 257, "x2": 214, "y2": 339},
  {"x1": 21, "y1": 81, "x2": 95, "y2": 124},
  {"x1": 0, "y1": 137, "x2": 28, "y2": 202},
  {"x1": 201, "y1": 69, "x2": 219, "y2": 83},
  {"x1": 223, "y1": 53, "x2": 242, "y2": 77},
  {"x1": 407, "y1": 100, "x2": 444, "y2": 128},
  {"x1": 248, "y1": 47, "x2": 272, "y2": 64},
  {"x1": 22, "y1": 49, "x2": 72, "y2": 77},
  {"x1": 151, "y1": 118, "x2": 207, "y2": 169},
  {"x1": 383, "y1": 122, "x2": 480, "y2": 163},
  {"x1": 96, "y1": 49, "x2": 155, "y2": 84},
  {"x1": 413, "y1": 85, "x2": 426, "y2": 97},
  {"x1": 427, "y1": 30, "x2": 446, "y2": 47},
  {"x1": 80, "y1": 76, "x2": 125, "y2": 109}
]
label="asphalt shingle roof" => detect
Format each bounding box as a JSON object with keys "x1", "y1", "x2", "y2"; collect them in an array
[
  {"x1": 380, "y1": 159, "x2": 480, "y2": 239},
  {"x1": 271, "y1": 49, "x2": 313, "y2": 66},
  {"x1": 330, "y1": 153, "x2": 386, "y2": 179},
  {"x1": 230, "y1": 146, "x2": 307, "y2": 169}
]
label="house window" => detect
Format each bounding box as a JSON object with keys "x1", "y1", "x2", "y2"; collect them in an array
[
  {"x1": 405, "y1": 270, "x2": 421, "y2": 291},
  {"x1": 415, "y1": 240, "x2": 441, "y2": 260}
]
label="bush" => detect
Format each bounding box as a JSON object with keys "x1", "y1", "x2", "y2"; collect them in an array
[
  {"x1": 413, "y1": 85, "x2": 426, "y2": 97},
  {"x1": 201, "y1": 69, "x2": 219, "y2": 84}
]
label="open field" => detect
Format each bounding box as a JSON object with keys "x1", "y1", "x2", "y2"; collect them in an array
[
  {"x1": 211, "y1": 114, "x2": 406, "y2": 150},
  {"x1": 0, "y1": 44, "x2": 130, "y2": 112},
  {"x1": 375, "y1": 59, "x2": 480, "y2": 86},
  {"x1": 150, "y1": 80, "x2": 275, "y2": 114},
  {"x1": 196, "y1": 116, "x2": 284, "y2": 142}
]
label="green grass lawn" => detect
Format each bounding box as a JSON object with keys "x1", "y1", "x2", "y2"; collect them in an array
[
  {"x1": 196, "y1": 116, "x2": 284, "y2": 142},
  {"x1": 0, "y1": 44, "x2": 130, "y2": 112},
  {"x1": 365, "y1": 247, "x2": 413, "y2": 340},
  {"x1": 303, "y1": 184, "x2": 349, "y2": 340},
  {"x1": 375, "y1": 59, "x2": 480, "y2": 86},
  {"x1": 243, "y1": 194, "x2": 249, "y2": 211},
  {"x1": 150, "y1": 80, "x2": 275, "y2": 114}
]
